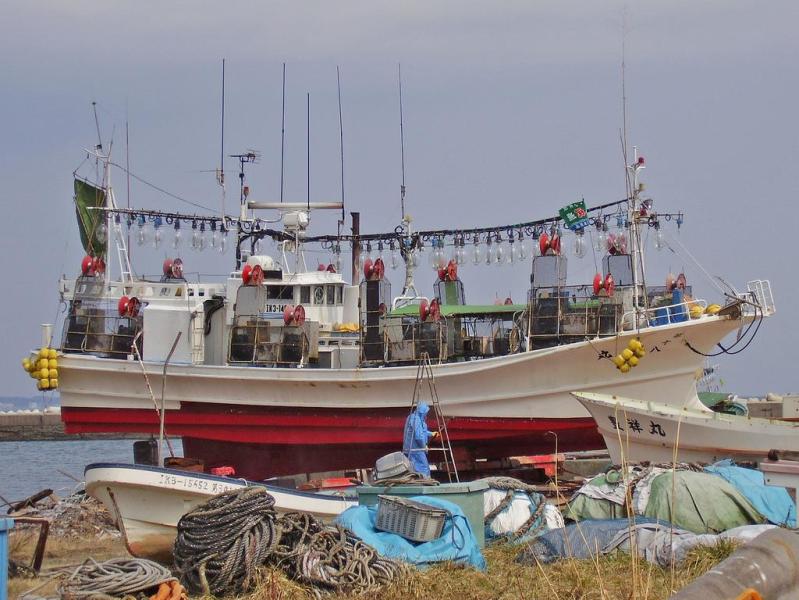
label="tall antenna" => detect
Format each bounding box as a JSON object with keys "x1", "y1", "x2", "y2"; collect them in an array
[
  {"x1": 336, "y1": 66, "x2": 345, "y2": 224},
  {"x1": 220, "y1": 59, "x2": 226, "y2": 181},
  {"x1": 398, "y1": 64, "x2": 407, "y2": 221},
  {"x1": 621, "y1": 13, "x2": 632, "y2": 199},
  {"x1": 92, "y1": 101, "x2": 103, "y2": 151},
  {"x1": 306, "y1": 92, "x2": 310, "y2": 211},
  {"x1": 125, "y1": 115, "x2": 131, "y2": 261},
  {"x1": 280, "y1": 63, "x2": 286, "y2": 203},
  {"x1": 218, "y1": 59, "x2": 227, "y2": 218}
]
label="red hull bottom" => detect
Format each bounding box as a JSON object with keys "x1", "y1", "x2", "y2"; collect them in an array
[{"x1": 62, "y1": 403, "x2": 604, "y2": 480}]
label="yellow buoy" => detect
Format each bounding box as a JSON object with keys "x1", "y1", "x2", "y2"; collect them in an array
[
  {"x1": 39, "y1": 378, "x2": 50, "y2": 389},
  {"x1": 620, "y1": 363, "x2": 631, "y2": 373},
  {"x1": 48, "y1": 358, "x2": 58, "y2": 369},
  {"x1": 621, "y1": 348, "x2": 634, "y2": 360},
  {"x1": 38, "y1": 348, "x2": 48, "y2": 359},
  {"x1": 628, "y1": 339, "x2": 642, "y2": 351},
  {"x1": 49, "y1": 378, "x2": 58, "y2": 388},
  {"x1": 37, "y1": 358, "x2": 48, "y2": 370},
  {"x1": 22, "y1": 358, "x2": 31, "y2": 371},
  {"x1": 48, "y1": 348, "x2": 57, "y2": 359},
  {"x1": 628, "y1": 355, "x2": 639, "y2": 367},
  {"x1": 49, "y1": 368, "x2": 58, "y2": 379},
  {"x1": 612, "y1": 354, "x2": 626, "y2": 367},
  {"x1": 40, "y1": 368, "x2": 50, "y2": 379},
  {"x1": 635, "y1": 348, "x2": 646, "y2": 358},
  {"x1": 36, "y1": 381, "x2": 44, "y2": 391},
  {"x1": 705, "y1": 304, "x2": 721, "y2": 315},
  {"x1": 30, "y1": 370, "x2": 40, "y2": 379},
  {"x1": 690, "y1": 305, "x2": 703, "y2": 319}
]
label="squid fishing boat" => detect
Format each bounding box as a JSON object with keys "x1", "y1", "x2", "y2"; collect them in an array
[
  {"x1": 22, "y1": 134, "x2": 774, "y2": 480},
  {"x1": 573, "y1": 392, "x2": 799, "y2": 465},
  {"x1": 84, "y1": 462, "x2": 356, "y2": 562}
]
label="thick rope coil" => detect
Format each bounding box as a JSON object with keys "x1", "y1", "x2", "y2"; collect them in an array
[
  {"x1": 173, "y1": 488, "x2": 408, "y2": 597},
  {"x1": 483, "y1": 476, "x2": 550, "y2": 541},
  {"x1": 173, "y1": 486, "x2": 279, "y2": 596},
  {"x1": 56, "y1": 557, "x2": 174, "y2": 599}
]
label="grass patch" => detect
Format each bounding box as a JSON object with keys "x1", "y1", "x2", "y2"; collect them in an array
[{"x1": 6, "y1": 536, "x2": 737, "y2": 599}]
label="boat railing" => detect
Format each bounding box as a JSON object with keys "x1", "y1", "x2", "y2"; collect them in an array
[
  {"x1": 228, "y1": 316, "x2": 309, "y2": 366},
  {"x1": 61, "y1": 311, "x2": 142, "y2": 358},
  {"x1": 621, "y1": 297, "x2": 708, "y2": 330},
  {"x1": 744, "y1": 280, "x2": 775, "y2": 316},
  {"x1": 381, "y1": 317, "x2": 448, "y2": 364},
  {"x1": 527, "y1": 287, "x2": 622, "y2": 342}
]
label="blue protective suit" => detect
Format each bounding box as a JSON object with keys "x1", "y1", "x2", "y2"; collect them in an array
[{"x1": 402, "y1": 401, "x2": 435, "y2": 476}]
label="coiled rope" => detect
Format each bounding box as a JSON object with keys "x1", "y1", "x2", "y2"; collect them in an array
[
  {"x1": 174, "y1": 487, "x2": 408, "y2": 597},
  {"x1": 57, "y1": 557, "x2": 174, "y2": 598},
  {"x1": 173, "y1": 486, "x2": 279, "y2": 596}
]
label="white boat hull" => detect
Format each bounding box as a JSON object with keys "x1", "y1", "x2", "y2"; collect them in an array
[
  {"x1": 84, "y1": 463, "x2": 356, "y2": 562},
  {"x1": 574, "y1": 392, "x2": 799, "y2": 465}
]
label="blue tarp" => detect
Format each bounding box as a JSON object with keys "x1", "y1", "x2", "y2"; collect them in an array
[
  {"x1": 704, "y1": 460, "x2": 796, "y2": 527},
  {"x1": 335, "y1": 496, "x2": 486, "y2": 570}
]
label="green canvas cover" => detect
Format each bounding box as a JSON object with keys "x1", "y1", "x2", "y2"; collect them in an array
[
  {"x1": 564, "y1": 474, "x2": 629, "y2": 521},
  {"x1": 74, "y1": 178, "x2": 106, "y2": 257},
  {"x1": 643, "y1": 471, "x2": 764, "y2": 534}
]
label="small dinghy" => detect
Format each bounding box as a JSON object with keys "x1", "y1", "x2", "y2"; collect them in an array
[
  {"x1": 85, "y1": 462, "x2": 357, "y2": 562},
  {"x1": 573, "y1": 392, "x2": 799, "y2": 465}
]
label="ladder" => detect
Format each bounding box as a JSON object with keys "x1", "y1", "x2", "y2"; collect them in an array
[{"x1": 410, "y1": 352, "x2": 459, "y2": 482}]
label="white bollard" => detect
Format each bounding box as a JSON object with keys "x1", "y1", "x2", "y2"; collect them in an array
[{"x1": 41, "y1": 323, "x2": 53, "y2": 348}]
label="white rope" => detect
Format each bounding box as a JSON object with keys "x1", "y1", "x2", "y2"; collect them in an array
[{"x1": 662, "y1": 231, "x2": 726, "y2": 295}]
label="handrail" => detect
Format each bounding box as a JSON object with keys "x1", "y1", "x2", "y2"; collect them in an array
[{"x1": 621, "y1": 298, "x2": 708, "y2": 330}]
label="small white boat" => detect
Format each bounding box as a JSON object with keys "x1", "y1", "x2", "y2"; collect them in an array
[
  {"x1": 84, "y1": 462, "x2": 357, "y2": 562},
  {"x1": 573, "y1": 392, "x2": 799, "y2": 465}
]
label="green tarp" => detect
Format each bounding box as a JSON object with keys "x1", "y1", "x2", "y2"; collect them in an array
[{"x1": 74, "y1": 178, "x2": 106, "y2": 257}]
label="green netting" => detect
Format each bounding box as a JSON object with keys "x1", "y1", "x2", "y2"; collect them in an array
[{"x1": 74, "y1": 178, "x2": 106, "y2": 257}]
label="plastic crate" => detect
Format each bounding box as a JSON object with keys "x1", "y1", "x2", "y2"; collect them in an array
[
  {"x1": 373, "y1": 452, "x2": 412, "y2": 480},
  {"x1": 375, "y1": 495, "x2": 448, "y2": 542}
]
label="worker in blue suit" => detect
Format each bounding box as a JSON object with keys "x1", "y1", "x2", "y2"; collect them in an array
[{"x1": 402, "y1": 401, "x2": 439, "y2": 477}]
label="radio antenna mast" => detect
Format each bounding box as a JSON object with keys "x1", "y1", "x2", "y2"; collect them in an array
[
  {"x1": 280, "y1": 62, "x2": 286, "y2": 203},
  {"x1": 398, "y1": 64, "x2": 407, "y2": 222},
  {"x1": 218, "y1": 59, "x2": 227, "y2": 217},
  {"x1": 306, "y1": 92, "x2": 310, "y2": 211},
  {"x1": 336, "y1": 66, "x2": 345, "y2": 224}
]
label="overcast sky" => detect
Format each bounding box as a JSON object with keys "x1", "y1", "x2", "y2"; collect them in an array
[{"x1": 1, "y1": 1, "x2": 797, "y2": 397}]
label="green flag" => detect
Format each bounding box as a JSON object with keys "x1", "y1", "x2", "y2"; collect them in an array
[{"x1": 74, "y1": 178, "x2": 106, "y2": 257}]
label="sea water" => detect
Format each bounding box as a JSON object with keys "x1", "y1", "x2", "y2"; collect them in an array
[{"x1": 0, "y1": 439, "x2": 183, "y2": 503}]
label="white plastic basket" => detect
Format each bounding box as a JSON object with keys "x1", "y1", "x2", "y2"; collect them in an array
[{"x1": 375, "y1": 495, "x2": 448, "y2": 542}]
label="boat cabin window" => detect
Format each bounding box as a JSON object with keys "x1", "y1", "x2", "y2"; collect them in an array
[
  {"x1": 335, "y1": 286, "x2": 343, "y2": 304},
  {"x1": 300, "y1": 286, "x2": 311, "y2": 304},
  {"x1": 602, "y1": 254, "x2": 633, "y2": 287},
  {"x1": 312, "y1": 286, "x2": 325, "y2": 305},
  {"x1": 266, "y1": 285, "x2": 294, "y2": 301},
  {"x1": 326, "y1": 284, "x2": 336, "y2": 305}
]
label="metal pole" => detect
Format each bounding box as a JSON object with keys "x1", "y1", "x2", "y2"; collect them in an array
[
  {"x1": 159, "y1": 332, "x2": 182, "y2": 466},
  {"x1": 351, "y1": 211, "x2": 360, "y2": 285}
]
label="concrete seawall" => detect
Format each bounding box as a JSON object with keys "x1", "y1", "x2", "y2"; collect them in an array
[{"x1": 0, "y1": 413, "x2": 137, "y2": 441}]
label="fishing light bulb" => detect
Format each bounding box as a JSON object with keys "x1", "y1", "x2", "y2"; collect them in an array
[
  {"x1": 494, "y1": 236, "x2": 506, "y2": 266},
  {"x1": 153, "y1": 217, "x2": 163, "y2": 249},
  {"x1": 616, "y1": 231, "x2": 628, "y2": 253},
  {"x1": 334, "y1": 247, "x2": 342, "y2": 273},
  {"x1": 210, "y1": 222, "x2": 218, "y2": 249},
  {"x1": 218, "y1": 225, "x2": 227, "y2": 254},
  {"x1": 531, "y1": 231, "x2": 540, "y2": 257},
  {"x1": 654, "y1": 225, "x2": 665, "y2": 251},
  {"x1": 389, "y1": 241, "x2": 400, "y2": 270},
  {"x1": 172, "y1": 221, "x2": 182, "y2": 250},
  {"x1": 191, "y1": 221, "x2": 200, "y2": 251},
  {"x1": 574, "y1": 231, "x2": 587, "y2": 258},
  {"x1": 410, "y1": 249, "x2": 419, "y2": 268},
  {"x1": 595, "y1": 225, "x2": 608, "y2": 253},
  {"x1": 358, "y1": 243, "x2": 366, "y2": 270},
  {"x1": 428, "y1": 239, "x2": 439, "y2": 270},
  {"x1": 96, "y1": 222, "x2": 108, "y2": 244},
  {"x1": 135, "y1": 215, "x2": 147, "y2": 246},
  {"x1": 198, "y1": 222, "x2": 207, "y2": 251},
  {"x1": 377, "y1": 241, "x2": 385, "y2": 261},
  {"x1": 485, "y1": 237, "x2": 494, "y2": 266},
  {"x1": 457, "y1": 239, "x2": 466, "y2": 265},
  {"x1": 112, "y1": 214, "x2": 123, "y2": 244},
  {"x1": 515, "y1": 233, "x2": 527, "y2": 261}
]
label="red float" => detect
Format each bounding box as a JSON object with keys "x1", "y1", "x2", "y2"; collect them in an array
[
  {"x1": 163, "y1": 259, "x2": 174, "y2": 277},
  {"x1": 92, "y1": 257, "x2": 106, "y2": 275},
  {"x1": 283, "y1": 304, "x2": 295, "y2": 326},
  {"x1": 250, "y1": 265, "x2": 264, "y2": 285},
  {"x1": 293, "y1": 304, "x2": 306, "y2": 326},
  {"x1": 446, "y1": 260, "x2": 458, "y2": 282},
  {"x1": 171, "y1": 258, "x2": 184, "y2": 279},
  {"x1": 593, "y1": 273, "x2": 603, "y2": 296},
  {"x1": 372, "y1": 258, "x2": 385, "y2": 280},
  {"x1": 604, "y1": 273, "x2": 615, "y2": 297},
  {"x1": 428, "y1": 298, "x2": 441, "y2": 322},
  {"x1": 241, "y1": 264, "x2": 253, "y2": 285},
  {"x1": 126, "y1": 297, "x2": 141, "y2": 318},
  {"x1": 539, "y1": 233, "x2": 549, "y2": 256},
  {"x1": 550, "y1": 234, "x2": 561, "y2": 255},
  {"x1": 326, "y1": 264, "x2": 336, "y2": 273},
  {"x1": 419, "y1": 298, "x2": 429, "y2": 322},
  {"x1": 118, "y1": 296, "x2": 130, "y2": 317},
  {"x1": 81, "y1": 255, "x2": 94, "y2": 276},
  {"x1": 363, "y1": 258, "x2": 374, "y2": 280}
]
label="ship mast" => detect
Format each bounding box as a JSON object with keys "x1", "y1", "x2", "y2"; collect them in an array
[{"x1": 627, "y1": 147, "x2": 646, "y2": 313}]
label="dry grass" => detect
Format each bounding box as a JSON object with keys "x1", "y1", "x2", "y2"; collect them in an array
[
  {"x1": 7, "y1": 530, "x2": 125, "y2": 599},
  {"x1": 6, "y1": 534, "x2": 736, "y2": 600},
  {"x1": 236, "y1": 540, "x2": 738, "y2": 600}
]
